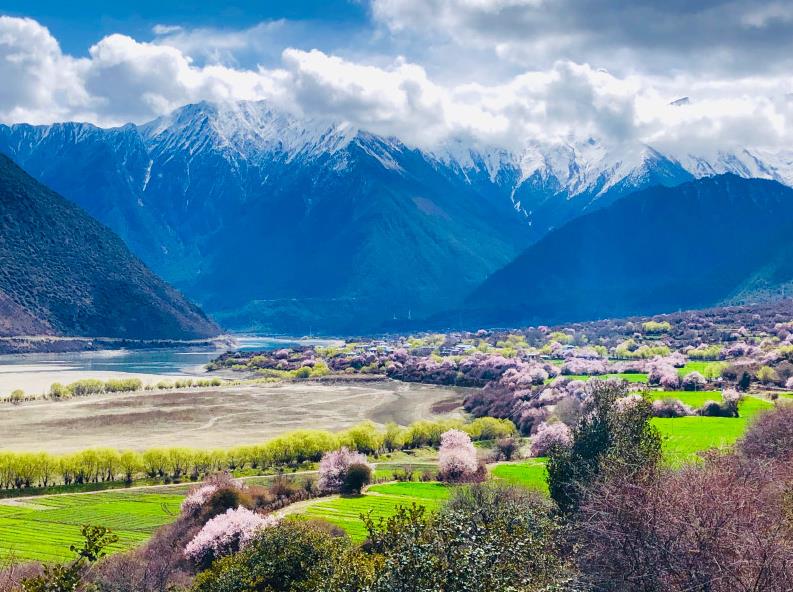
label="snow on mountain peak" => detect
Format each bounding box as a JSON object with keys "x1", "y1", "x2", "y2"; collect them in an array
[{"x1": 138, "y1": 100, "x2": 358, "y2": 160}]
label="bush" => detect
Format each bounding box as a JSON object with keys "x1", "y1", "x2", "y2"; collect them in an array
[
  {"x1": 651, "y1": 398, "x2": 693, "y2": 418},
  {"x1": 104, "y1": 378, "x2": 143, "y2": 393},
  {"x1": 756, "y1": 365, "x2": 779, "y2": 384},
  {"x1": 739, "y1": 405, "x2": 793, "y2": 461},
  {"x1": 68, "y1": 379, "x2": 105, "y2": 396},
  {"x1": 317, "y1": 448, "x2": 372, "y2": 493},
  {"x1": 574, "y1": 454, "x2": 793, "y2": 591},
  {"x1": 49, "y1": 383, "x2": 69, "y2": 399},
  {"x1": 681, "y1": 371, "x2": 706, "y2": 391},
  {"x1": 192, "y1": 520, "x2": 360, "y2": 592},
  {"x1": 342, "y1": 463, "x2": 372, "y2": 494},
  {"x1": 494, "y1": 436, "x2": 520, "y2": 461},
  {"x1": 362, "y1": 483, "x2": 567, "y2": 591},
  {"x1": 184, "y1": 507, "x2": 277, "y2": 566}
]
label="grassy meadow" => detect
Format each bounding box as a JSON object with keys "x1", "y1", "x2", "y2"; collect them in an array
[{"x1": 0, "y1": 490, "x2": 184, "y2": 562}]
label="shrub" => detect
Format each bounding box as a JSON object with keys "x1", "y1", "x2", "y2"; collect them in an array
[
  {"x1": 651, "y1": 398, "x2": 693, "y2": 418},
  {"x1": 681, "y1": 371, "x2": 706, "y2": 391},
  {"x1": 9, "y1": 389, "x2": 24, "y2": 403},
  {"x1": 48, "y1": 383, "x2": 69, "y2": 399},
  {"x1": 437, "y1": 429, "x2": 480, "y2": 483},
  {"x1": 755, "y1": 365, "x2": 779, "y2": 384},
  {"x1": 739, "y1": 405, "x2": 793, "y2": 461},
  {"x1": 192, "y1": 520, "x2": 361, "y2": 592},
  {"x1": 22, "y1": 526, "x2": 118, "y2": 592},
  {"x1": 104, "y1": 378, "x2": 143, "y2": 393},
  {"x1": 343, "y1": 463, "x2": 372, "y2": 494},
  {"x1": 530, "y1": 422, "x2": 572, "y2": 457},
  {"x1": 495, "y1": 436, "x2": 520, "y2": 461},
  {"x1": 362, "y1": 483, "x2": 567, "y2": 591},
  {"x1": 574, "y1": 454, "x2": 793, "y2": 591},
  {"x1": 698, "y1": 389, "x2": 742, "y2": 418},
  {"x1": 68, "y1": 379, "x2": 105, "y2": 396}
]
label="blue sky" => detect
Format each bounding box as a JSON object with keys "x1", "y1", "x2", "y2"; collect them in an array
[
  {"x1": 1, "y1": 0, "x2": 792, "y2": 154},
  {"x1": 1, "y1": 1, "x2": 368, "y2": 56}
]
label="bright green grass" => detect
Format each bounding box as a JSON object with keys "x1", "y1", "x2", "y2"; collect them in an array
[
  {"x1": 652, "y1": 395, "x2": 773, "y2": 465},
  {"x1": 490, "y1": 459, "x2": 548, "y2": 493},
  {"x1": 678, "y1": 361, "x2": 725, "y2": 377},
  {"x1": 301, "y1": 482, "x2": 450, "y2": 541},
  {"x1": 0, "y1": 491, "x2": 183, "y2": 562},
  {"x1": 549, "y1": 373, "x2": 649, "y2": 384},
  {"x1": 647, "y1": 390, "x2": 722, "y2": 408}
]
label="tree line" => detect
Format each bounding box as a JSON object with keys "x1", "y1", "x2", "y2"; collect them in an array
[{"x1": 0, "y1": 417, "x2": 515, "y2": 491}]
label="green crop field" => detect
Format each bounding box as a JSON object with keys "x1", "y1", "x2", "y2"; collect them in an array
[
  {"x1": 548, "y1": 373, "x2": 649, "y2": 384},
  {"x1": 647, "y1": 390, "x2": 722, "y2": 408},
  {"x1": 490, "y1": 459, "x2": 548, "y2": 493},
  {"x1": 0, "y1": 490, "x2": 184, "y2": 562},
  {"x1": 652, "y1": 395, "x2": 773, "y2": 465},
  {"x1": 300, "y1": 482, "x2": 450, "y2": 541},
  {"x1": 678, "y1": 361, "x2": 725, "y2": 377}
]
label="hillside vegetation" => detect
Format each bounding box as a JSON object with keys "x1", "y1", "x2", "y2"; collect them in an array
[{"x1": 0, "y1": 154, "x2": 219, "y2": 340}]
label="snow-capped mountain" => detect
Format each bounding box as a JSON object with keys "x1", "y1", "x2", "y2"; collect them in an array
[{"x1": 0, "y1": 99, "x2": 790, "y2": 333}]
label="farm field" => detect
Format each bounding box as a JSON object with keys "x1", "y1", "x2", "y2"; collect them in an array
[
  {"x1": 490, "y1": 459, "x2": 548, "y2": 492},
  {"x1": 297, "y1": 482, "x2": 451, "y2": 541},
  {"x1": 0, "y1": 394, "x2": 780, "y2": 562},
  {"x1": 652, "y1": 394, "x2": 773, "y2": 464},
  {"x1": 0, "y1": 381, "x2": 465, "y2": 452},
  {"x1": 0, "y1": 489, "x2": 184, "y2": 562}
]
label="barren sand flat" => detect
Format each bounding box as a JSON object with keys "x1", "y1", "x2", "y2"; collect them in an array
[{"x1": 0, "y1": 381, "x2": 466, "y2": 452}]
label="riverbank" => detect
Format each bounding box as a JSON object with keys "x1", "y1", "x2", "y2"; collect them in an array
[{"x1": 0, "y1": 380, "x2": 467, "y2": 452}]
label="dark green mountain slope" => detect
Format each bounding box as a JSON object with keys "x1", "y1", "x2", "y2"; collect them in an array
[
  {"x1": 465, "y1": 174, "x2": 793, "y2": 327},
  {"x1": 0, "y1": 154, "x2": 220, "y2": 339}
]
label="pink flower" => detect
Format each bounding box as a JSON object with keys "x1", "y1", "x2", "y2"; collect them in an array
[
  {"x1": 181, "y1": 484, "x2": 218, "y2": 515},
  {"x1": 184, "y1": 507, "x2": 277, "y2": 563},
  {"x1": 438, "y1": 429, "x2": 478, "y2": 482},
  {"x1": 318, "y1": 447, "x2": 372, "y2": 493},
  {"x1": 530, "y1": 422, "x2": 572, "y2": 457}
]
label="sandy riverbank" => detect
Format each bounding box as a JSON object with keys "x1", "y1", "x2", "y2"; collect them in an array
[{"x1": 0, "y1": 381, "x2": 466, "y2": 452}]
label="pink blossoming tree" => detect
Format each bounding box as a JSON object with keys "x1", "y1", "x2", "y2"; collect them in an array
[
  {"x1": 438, "y1": 429, "x2": 479, "y2": 483},
  {"x1": 184, "y1": 507, "x2": 277, "y2": 564},
  {"x1": 317, "y1": 447, "x2": 372, "y2": 493}
]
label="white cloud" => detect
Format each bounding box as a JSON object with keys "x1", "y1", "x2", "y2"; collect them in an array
[{"x1": 0, "y1": 15, "x2": 792, "y2": 158}]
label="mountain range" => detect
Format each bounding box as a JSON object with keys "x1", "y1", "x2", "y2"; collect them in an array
[
  {"x1": 466, "y1": 174, "x2": 793, "y2": 327},
  {"x1": 0, "y1": 153, "x2": 220, "y2": 340},
  {"x1": 2, "y1": 100, "x2": 793, "y2": 333}
]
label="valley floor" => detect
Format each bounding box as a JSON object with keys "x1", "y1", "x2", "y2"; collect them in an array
[{"x1": 0, "y1": 381, "x2": 466, "y2": 452}]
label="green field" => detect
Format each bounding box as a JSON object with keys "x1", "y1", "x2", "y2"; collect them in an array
[
  {"x1": 490, "y1": 459, "x2": 548, "y2": 493},
  {"x1": 300, "y1": 482, "x2": 450, "y2": 541},
  {"x1": 0, "y1": 490, "x2": 184, "y2": 562},
  {"x1": 678, "y1": 361, "x2": 725, "y2": 377},
  {"x1": 652, "y1": 395, "x2": 773, "y2": 464},
  {"x1": 549, "y1": 373, "x2": 648, "y2": 384}
]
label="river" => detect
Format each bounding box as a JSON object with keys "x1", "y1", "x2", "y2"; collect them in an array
[{"x1": 0, "y1": 336, "x2": 341, "y2": 397}]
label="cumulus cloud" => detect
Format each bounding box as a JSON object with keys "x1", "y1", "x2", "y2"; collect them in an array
[
  {"x1": 370, "y1": 0, "x2": 793, "y2": 77},
  {"x1": 0, "y1": 14, "x2": 792, "y2": 157}
]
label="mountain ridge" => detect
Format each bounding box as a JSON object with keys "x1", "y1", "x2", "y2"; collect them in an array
[
  {"x1": 3, "y1": 100, "x2": 793, "y2": 333},
  {"x1": 0, "y1": 153, "x2": 221, "y2": 340},
  {"x1": 464, "y1": 174, "x2": 793, "y2": 328}
]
